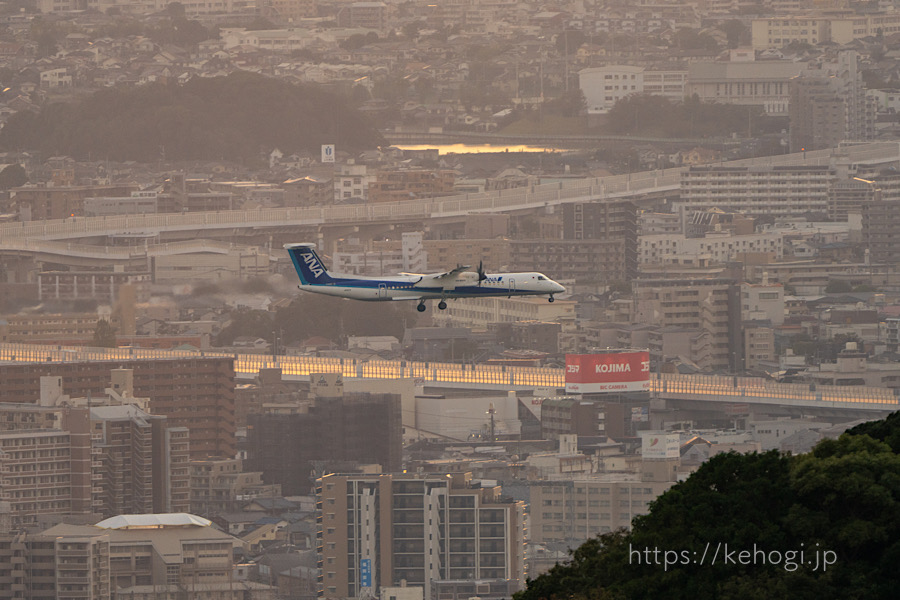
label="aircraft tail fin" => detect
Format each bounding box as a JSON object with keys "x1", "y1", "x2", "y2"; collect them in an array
[{"x1": 284, "y1": 243, "x2": 335, "y2": 286}]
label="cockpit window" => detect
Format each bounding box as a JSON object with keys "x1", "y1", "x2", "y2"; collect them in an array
[{"x1": 537, "y1": 276, "x2": 546, "y2": 280}]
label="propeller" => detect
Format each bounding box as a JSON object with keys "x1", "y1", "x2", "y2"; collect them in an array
[{"x1": 477, "y1": 260, "x2": 487, "y2": 285}]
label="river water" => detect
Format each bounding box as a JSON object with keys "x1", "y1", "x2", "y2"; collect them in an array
[{"x1": 392, "y1": 143, "x2": 572, "y2": 154}]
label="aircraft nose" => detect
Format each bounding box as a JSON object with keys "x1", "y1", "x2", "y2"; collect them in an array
[{"x1": 554, "y1": 282, "x2": 566, "y2": 293}]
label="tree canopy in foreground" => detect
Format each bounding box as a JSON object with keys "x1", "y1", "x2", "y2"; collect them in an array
[{"x1": 516, "y1": 411, "x2": 900, "y2": 600}]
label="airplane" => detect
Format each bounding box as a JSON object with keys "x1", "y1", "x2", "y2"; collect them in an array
[{"x1": 285, "y1": 243, "x2": 566, "y2": 312}]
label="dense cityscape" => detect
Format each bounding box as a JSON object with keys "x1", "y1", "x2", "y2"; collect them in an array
[{"x1": 1, "y1": 0, "x2": 900, "y2": 599}]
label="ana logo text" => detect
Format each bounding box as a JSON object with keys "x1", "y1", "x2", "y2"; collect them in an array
[{"x1": 303, "y1": 252, "x2": 324, "y2": 278}]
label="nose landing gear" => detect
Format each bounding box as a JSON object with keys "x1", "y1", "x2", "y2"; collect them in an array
[{"x1": 549, "y1": 295, "x2": 555, "y2": 303}]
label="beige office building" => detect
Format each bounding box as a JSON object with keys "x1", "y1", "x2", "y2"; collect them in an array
[
  {"x1": 530, "y1": 477, "x2": 676, "y2": 543},
  {"x1": 752, "y1": 13, "x2": 900, "y2": 49},
  {"x1": 686, "y1": 60, "x2": 806, "y2": 116}
]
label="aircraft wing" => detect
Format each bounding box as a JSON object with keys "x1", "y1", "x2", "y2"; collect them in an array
[{"x1": 433, "y1": 265, "x2": 471, "y2": 280}]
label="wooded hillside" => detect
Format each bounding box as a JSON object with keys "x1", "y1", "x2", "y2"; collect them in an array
[{"x1": 0, "y1": 71, "x2": 385, "y2": 163}]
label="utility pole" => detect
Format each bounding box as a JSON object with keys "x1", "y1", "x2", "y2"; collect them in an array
[{"x1": 487, "y1": 402, "x2": 496, "y2": 441}]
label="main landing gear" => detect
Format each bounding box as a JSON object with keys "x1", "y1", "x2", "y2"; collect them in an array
[{"x1": 418, "y1": 299, "x2": 448, "y2": 312}]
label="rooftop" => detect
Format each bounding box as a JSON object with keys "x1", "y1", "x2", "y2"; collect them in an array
[{"x1": 95, "y1": 513, "x2": 212, "y2": 530}]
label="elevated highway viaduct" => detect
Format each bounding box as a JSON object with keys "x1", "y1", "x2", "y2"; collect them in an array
[{"x1": 3, "y1": 142, "x2": 898, "y2": 270}]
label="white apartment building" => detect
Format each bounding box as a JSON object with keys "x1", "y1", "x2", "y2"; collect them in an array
[
  {"x1": 333, "y1": 232, "x2": 428, "y2": 276},
  {"x1": 741, "y1": 282, "x2": 785, "y2": 326},
  {"x1": 638, "y1": 70, "x2": 687, "y2": 101},
  {"x1": 676, "y1": 165, "x2": 834, "y2": 218},
  {"x1": 640, "y1": 231, "x2": 784, "y2": 266},
  {"x1": 867, "y1": 88, "x2": 900, "y2": 113},
  {"x1": 579, "y1": 66, "x2": 644, "y2": 115},
  {"x1": 334, "y1": 162, "x2": 370, "y2": 202}
]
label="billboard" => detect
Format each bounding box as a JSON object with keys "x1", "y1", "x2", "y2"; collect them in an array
[
  {"x1": 641, "y1": 432, "x2": 681, "y2": 459},
  {"x1": 565, "y1": 351, "x2": 650, "y2": 394},
  {"x1": 360, "y1": 558, "x2": 372, "y2": 588},
  {"x1": 321, "y1": 144, "x2": 335, "y2": 163},
  {"x1": 631, "y1": 406, "x2": 649, "y2": 422}
]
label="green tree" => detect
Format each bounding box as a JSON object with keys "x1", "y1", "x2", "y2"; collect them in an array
[
  {"x1": 0, "y1": 164, "x2": 27, "y2": 190},
  {"x1": 166, "y1": 2, "x2": 186, "y2": 19},
  {"x1": 340, "y1": 32, "x2": 379, "y2": 50},
  {"x1": 721, "y1": 20, "x2": 748, "y2": 48},
  {"x1": 214, "y1": 308, "x2": 274, "y2": 347},
  {"x1": 92, "y1": 319, "x2": 117, "y2": 347},
  {"x1": 274, "y1": 294, "x2": 416, "y2": 347},
  {"x1": 545, "y1": 88, "x2": 586, "y2": 118},
  {"x1": 672, "y1": 28, "x2": 719, "y2": 51},
  {"x1": 515, "y1": 413, "x2": 900, "y2": 600},
  {"x1": 555, "y1": 30, "x2": 586, "y2": 55},
  {"x1": 825, "y1": 280, "x2": 852, "y2": 293},
  {"x1": 402, "y1": 21, "x2": 423, "y2": 40},
  {"x1": 0, "y1": 72, "x2": 385, "y2": 162},
  {"x1": 30, "y1": 16, "x2": 68, "y2": 57},
  {"x1": 245, "y1": 16, "x2": 276, "y2": 30},
  {"x1": 846, "y1": 411, "x2": 900, "y2": 452}
]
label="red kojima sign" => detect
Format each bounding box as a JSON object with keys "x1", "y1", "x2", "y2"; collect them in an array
[{"x1": 565, "y1": 352, "x2": 651, "y2": 394}]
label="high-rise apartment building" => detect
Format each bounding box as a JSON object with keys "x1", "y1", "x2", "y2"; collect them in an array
[
  {"x1": 789, "y1": 51, "x2": 875, "y2": 152},
  {"x1": 511, "y1": 200, "x2": 637, "y2": 285},
  {"x1": 677, "y1": 165, "x2": 834, "y2": 218},
  {"x1": 316, "y1": 472, "x2": 525, "y2": 599},
  {"x1": 633, "y1": 278, "x2": 741, "y2": 372},
  {"x1": 246, "y1": 392, "x2": 402, "y2": 496},
  {"x1": 862, "y1": 198, "x2": 900, "y2": 263},
  {"x1": 189, "y1": 457, "x2": 280, "y2": 516},
  {"x1": 0, "y1": 426, "x2": 85, "y2": 527},
  {"x1": 828, "y1": 177, "x2": 881, "y2": 221},
  {"x1": 0, "y1": 376, "x2": 190, "y2": 525},
  {"x1": 0, "y1": 357, "x2": 235, "y2": 460},
  {"x1": 90, "y1": 404, "x2": 191, "y2": 517}
]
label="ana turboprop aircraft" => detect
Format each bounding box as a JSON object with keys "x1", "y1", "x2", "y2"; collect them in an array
[{"x1": 285, "y1": 243, "x2": 566, "y2": 312}]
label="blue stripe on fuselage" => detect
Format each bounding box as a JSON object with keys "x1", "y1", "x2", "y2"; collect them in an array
[{"x1": 299, "y1": 279, "x2": 539, "y2": 296}]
